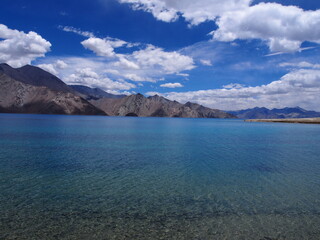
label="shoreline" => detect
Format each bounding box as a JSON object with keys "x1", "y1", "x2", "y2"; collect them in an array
[{"x1": 245, "y1": 118, "x2": 320, "y2": 124}]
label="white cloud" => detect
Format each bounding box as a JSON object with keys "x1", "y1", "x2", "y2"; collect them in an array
[
  {"x1": 36, "y1": 56, "x2": 152, "y2": 90},
  {"x1": 156, "y1": 69, "x2": 320, "y2": 111},
  {"x1": 104, "y1": 69, "x2": 120, "y2": 75},
  {"x1": 200, "y1": 59, "x2": 212, "y2": 66},
  {"x1": 0, "y1": 24, "x2": 51, "y2": 67},
  {"x1": 55, "y1": 60, "x2": 68, "y2": 69},
  {"x1": 57, "y1": 28, "x2": 196, "y2": 82},
  {"x1": 160, "y1": 82, "x2": 184, "y2": 88},
  {"x1": 61, "y1": 25, "x2": 140, "y2": 52},
  {"x1": 118, "y1": 0, "x2": 251, "y2": 25},
  {"x1": 176, "y1": 73, "x2": 189, "y2": 77},
  {"x1": 123, "y1": 73, "x2": 155, "y2": 82},
  {"x1": 223, "y1": 83, "x2": 245, "y2": 89},
  {"x1": 36, "y1": 28, "x2": 196, "y2": 90},
  {"x1": 64, "y1": 26, "x2": 142, "y2": 59},
  {"x1": 59, "y1": 26, "x2": 95, "y2": 38},
  {"x1": 37, "y1": 64, "x2": 58, "y2": 75},
  {"x1": 65, "y1": 67, "x2": 136, "y2": 91},
  {"x1": 37, "y1": 60, "x2": 68, "y2": 75},
  {"x1": 107, "y1": 90, "x2": 132, "y2": 95},
  {"x1": 82, "y1": 42, "x2": 195, "y2": 82},
  {"x1": 114, "y1": 56, "x2": 140, "y2": 69},
  {"x1": 119, "y1": 1, "x2": 320, "y2": 53},
  {"x1": 119, "y1": 0, "x2": 178, "y2": 23},
  {"x1": 212, "y1": 3, "x2": 320, "y2": 53},
  {"x1": 81, "y1": 37, "x2": 126, "y2": 58},
  {"x1": 279, "y1": 61, "x2": 320, "y2": 69},
  {"x1": 131, "y1": 45, "x2": 195, "y2": 74}
]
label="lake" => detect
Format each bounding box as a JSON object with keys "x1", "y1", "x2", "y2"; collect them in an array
[{"x1": 0, "y1": 114, "x2": 320, "y2": 239}]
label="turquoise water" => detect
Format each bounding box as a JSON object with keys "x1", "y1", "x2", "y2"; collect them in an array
[{"x1": 0, "y1": 114, "x2": 320, "y2": 239}]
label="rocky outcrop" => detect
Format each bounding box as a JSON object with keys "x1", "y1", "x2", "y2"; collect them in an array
[{"x1": 90, "y1": 93, "x2": 235, "y2": 118}]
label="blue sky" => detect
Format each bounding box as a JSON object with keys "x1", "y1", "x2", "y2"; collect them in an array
[{"x1": 0, "y1": 0, "x2": 320, "y2": 110}]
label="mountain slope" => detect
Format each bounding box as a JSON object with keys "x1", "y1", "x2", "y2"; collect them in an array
[
  {"x1": 70, "y1": 85, "x2": 126, "y2": 100},
  {"x1": 0, "y1": 63, "x2": 74, "y2": 93},
  {"x1": 229, "y1": 107, "x2": 320, "y2": 119},
  {"x1": 0, "y1": 64, "x2": 106, "y2": 115},
  {"x1": 90, "y1": 94, "x2": 235, "y2": 118}
]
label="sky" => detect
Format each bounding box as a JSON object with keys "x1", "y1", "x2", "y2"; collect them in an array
[{"x1": 0, "y1": 0, "x2": 320, "y2": 111}]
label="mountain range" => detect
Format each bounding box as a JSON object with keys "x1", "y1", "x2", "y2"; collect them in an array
[
  {"x1": 90, "y1": 94, "x2": 234, "y2": 118},
  {"x1": 0, "y1": 63, "x2": 235, "y2": 118},
  {"x1": 228, "y1": 107, "x2": 320, "y2": 119}
]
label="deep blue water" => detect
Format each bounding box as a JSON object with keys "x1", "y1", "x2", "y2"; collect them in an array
[{"x1": 0, "y1": 114, "x2": 320, "y2": 239}]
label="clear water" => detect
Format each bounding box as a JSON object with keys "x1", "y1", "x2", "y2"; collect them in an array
[{"x1": 0, "y1": 114, "x2": 320, "y2": 240}]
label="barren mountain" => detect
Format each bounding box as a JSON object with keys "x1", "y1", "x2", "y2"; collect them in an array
[
  {"x1": 0, "y1": 64, "x2": 106, "y2": 115},
  {"x1": 90, "y1": 93, "x2": 235, "y2": 118}
]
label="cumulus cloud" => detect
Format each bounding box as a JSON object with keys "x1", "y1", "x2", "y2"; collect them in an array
[
  {"x1": 61, "y1": 26, "x2": 136, "y2": 58},
  {"x1": 212, "y1": 3, "x2": 320, "y2": 53},
  {"x1": 0, "y1": 24, "x2": 51, "y2": 67},
  {"x1": 160, "y1": 82, "x2": 184, "y2": 88},
  {"x1": 59, "y1": 26, "x2": 196, "y2": 82},
  {"x1": 37, "y1": 60, "x2": 68, "y2": 75},
  {"x1": 65, "y1": 67, "x2": 136, "y2": 91},
  {"x1": 80, "y1": 37, "x2": 195, "y2": 78},
  {"x1": 119, "y1": 1, "x2": 320, "y2": 53},
  {"x1": 81, "y1": 37, "x2": 127, "y2": 58},
  {"x1": 130, "y1": 45, "x2": 195, "y2": 74},
  {"x1": 110, "y1": 45, "x2": 195, "y2": 82},
  {"x1": 113, "y1": 56, "x2": 140, "y2": 70},
  {"x1": 81, "y1": 39, "x2": 195, "y2": 82},
  {"x1": 123, "y1": 73, "x2": 155, "y2": 82},
  {"x1": 155, "y1": 69, "x2": 320, "y2": 111},
  {"x1": 118, "y1": 0, "x2": 251, "y2": 25},
  {"x1": 60, "y1": 25, "x2": 130, "y2": 57},
  {"x1": 37, "y1": 64, "x2": 58, "y2": 75},
  {"x1": 36, "y1": 56, "x2": 144, "y2": 92}
]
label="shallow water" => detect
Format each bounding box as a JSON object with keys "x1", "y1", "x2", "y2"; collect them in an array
[{"x1": 0, "y1": 114, "x2": 320, "y2": 239}]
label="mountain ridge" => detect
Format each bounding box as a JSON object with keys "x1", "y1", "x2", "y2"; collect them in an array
[
  {"x1": 90, "y1": 93, "x2": 236, "y2": 118},
  {"x1": 228, "y1": 107, "x2": 320, "y2": 119},
  {"x1": 0, "y1": 63, "x2": 74, "y2": 93},
  {"x1": 0, "y1": 63, "x2": 106, "y2": 115}
]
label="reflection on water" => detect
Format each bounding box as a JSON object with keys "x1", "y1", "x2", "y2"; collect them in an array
[{"x1": 0, "y1": 114, "x2": 320, "y2": 239}]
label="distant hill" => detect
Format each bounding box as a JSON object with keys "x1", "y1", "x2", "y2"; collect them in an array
[
  {"x1": 0, "y1": 63, "x2": 106, "y2": 115},
  {"x1": 70, "y1": 85, "x2": 126, "y2": 100},
  {"x1": 228, "y1": 107, "x2": 320, "y2": 119},
  {"x1": 90, "y1": 93, "x2": 236, "y2": 118}
]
